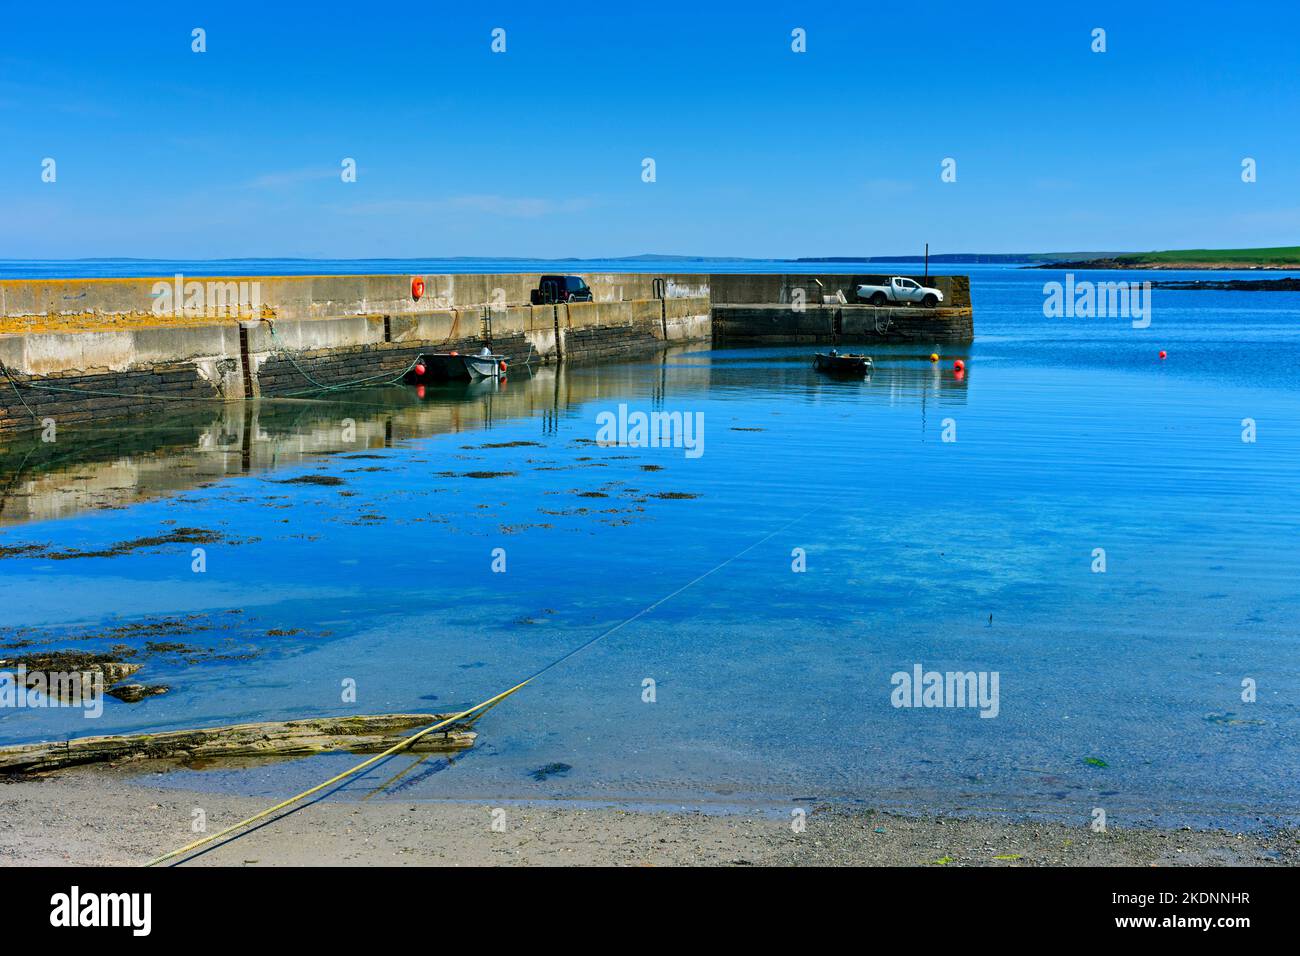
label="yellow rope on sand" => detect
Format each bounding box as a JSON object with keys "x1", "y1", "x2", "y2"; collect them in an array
[{"x1": 143, "y1": 678, "x2": 532, "y2": 867}]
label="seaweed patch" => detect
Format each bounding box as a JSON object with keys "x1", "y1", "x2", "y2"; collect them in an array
[
  {"x1": 274, "y1": 475, "x2": 346, "y2": 486},
  {"x1": 529, "y1": 762, "x2": 573, "y2": 782}
]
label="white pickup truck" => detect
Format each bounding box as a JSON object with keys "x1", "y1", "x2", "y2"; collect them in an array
[{"x1": 856, "y1": 276, "x2": 944, "y2": 308}]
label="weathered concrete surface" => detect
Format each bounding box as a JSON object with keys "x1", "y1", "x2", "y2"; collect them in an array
[
  {"x1": 0, "y1": 325, "x2": 243, "y2": 377},
  {"x1": 707, "y1": 274, "x2": 971, "y2": 309},
  {"x1": 0, "y1": 298, "x2": 708, "y2": 376},
  {"x1": 0, "y1": 273, "x2": 713, "y2": 332},
  {"x1": 713, "y1": 303, "x2": 974, "y2": 345}
]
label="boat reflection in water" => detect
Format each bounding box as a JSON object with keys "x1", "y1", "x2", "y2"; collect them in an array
[{"x1": 0, "y1": 345, "x2": 965, "y2": 527}]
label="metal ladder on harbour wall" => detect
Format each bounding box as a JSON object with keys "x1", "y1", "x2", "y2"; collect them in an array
[{"x1": 652, "y1": 278, "x2": 667, "y2": 339}]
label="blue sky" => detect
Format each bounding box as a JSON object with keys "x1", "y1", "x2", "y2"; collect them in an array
[{"x1": 1, "y1": 0, "x2": 1297, "y2": 259}]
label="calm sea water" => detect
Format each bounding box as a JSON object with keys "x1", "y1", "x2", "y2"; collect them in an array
[{"x1": 2, "y1": 262, "x2": 1298, "y2": 829}]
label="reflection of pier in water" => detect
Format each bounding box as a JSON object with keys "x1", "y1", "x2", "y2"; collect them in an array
[{"x1": 0, "y1": 346, "x2": 965, "y2": 526}]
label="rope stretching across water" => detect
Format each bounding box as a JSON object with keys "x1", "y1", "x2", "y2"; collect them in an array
[{"x1": 144, "y1": 505, "x2": 820, "y2": 866}]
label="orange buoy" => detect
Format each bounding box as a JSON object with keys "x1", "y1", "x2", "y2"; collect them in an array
[
  {"x1": 411, "y1": 277, "x2": 425, "y2": 301},
  {"x1": 953, "y1": 359, "x2": 965, "y2": 372},
  {"x1": 449, "y1": 350, "x2": 458, "y2": 356}
]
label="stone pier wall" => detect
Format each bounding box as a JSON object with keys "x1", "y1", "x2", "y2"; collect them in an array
[
  {"x1": 0, "y1": 296, "x2": 712, "y2": 432},
  {"x1": 712, "y1": 303, "x2": 975, "y2": 345},
  {"x1": 0, "y1": 271, "x2": 973, "y2": 433}
]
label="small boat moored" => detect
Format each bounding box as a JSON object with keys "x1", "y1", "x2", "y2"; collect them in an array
[
  {"x1": 461, "y1": 349, "x2": 508, "y2": 380},
  {"x1": 813, "y1": 350, "x2": 873, "y2": 375},
  {"x1": 408, "y1": 348, "x2": 508, "y2": 382}
]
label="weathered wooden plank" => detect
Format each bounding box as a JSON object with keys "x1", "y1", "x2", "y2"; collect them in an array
[{"x1": 0, "y1": 713, "x2": 475, "y2": 774}]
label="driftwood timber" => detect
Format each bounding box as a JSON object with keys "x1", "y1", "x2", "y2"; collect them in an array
[{"x1": 0, "y1": 713, "x2": 475, "y2": 774}]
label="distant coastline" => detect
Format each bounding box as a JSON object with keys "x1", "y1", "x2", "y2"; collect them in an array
[
  {"x1": 6, "y1": 247, "x2": 1299, "y2": 280},
  {"x1": 1037, "y1": 259, "x2": 1300, "y2": 271},
  {"x1": 1031, "y1": 246, "x2": 1300, "y2": 271}
]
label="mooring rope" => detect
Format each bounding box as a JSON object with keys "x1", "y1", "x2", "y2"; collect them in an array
[
  {"x1": 144, "y1": 505, "x2": 819, "y2": 867},
  {"x1": 0, "y1": 363, "x2": 41, "y2": 420},
  {"x1": 0, "y1": 330, "x2": 424, "y2": 412},
  {"x1": 266, "y1": 323, "x2": 426, "y2": 396},
  {"x1": 5, "y1": 378, "x2": 234, "y2": 405}
]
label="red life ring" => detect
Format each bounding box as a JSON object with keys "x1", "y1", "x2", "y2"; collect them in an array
[{"x1": 411, "y1": 277, "x2": 425, "y2": 301}]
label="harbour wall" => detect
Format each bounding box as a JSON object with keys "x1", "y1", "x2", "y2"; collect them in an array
[
  {"x1": 0, "y1": 272, "x2": 971, "y2": 433},
  {"x1": 0, "y1": 296, "x2": 711, "y2": 432},
  {"x1": 0, "y1": 273, "x2": 715, "y2": 332},
  {"x1": 712, "y1": 303, "x2": 974, "y2": 345},
  {"x1": 709, "y1": 273, "x2": 972, "y2": 344},
  {"x1": 708, "y1": 273, "x2": 969, "y2": 307}
]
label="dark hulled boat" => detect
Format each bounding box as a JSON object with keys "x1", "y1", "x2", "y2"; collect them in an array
[
  {"x1": 813, "y1": 351, "x2": 873, "y2": 375},
  {"x1": 407, "y1": 350, "x2": 508, "y2": 382}
]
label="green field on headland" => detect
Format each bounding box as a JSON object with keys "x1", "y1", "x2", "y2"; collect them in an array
[{"x1": 1043, "y1": 246, "x2": 1300, "y2": 270}]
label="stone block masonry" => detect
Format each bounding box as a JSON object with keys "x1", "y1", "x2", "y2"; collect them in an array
[{"x1": 0, "y1": 362, "x2": 223, "y2": 432}]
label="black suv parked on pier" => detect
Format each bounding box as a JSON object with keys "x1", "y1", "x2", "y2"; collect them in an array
[{"x1": 531, "y1": 275, "x2": 594, "y2": 304}]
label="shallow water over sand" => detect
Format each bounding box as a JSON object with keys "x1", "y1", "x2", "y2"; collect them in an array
[{"x1": 2, "y1": 265, "x2": 1298, "y2": 829}]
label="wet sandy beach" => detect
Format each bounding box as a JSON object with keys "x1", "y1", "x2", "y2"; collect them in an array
[{"x1": 3, "y1": 767, "x2": 1295, "y2": 867}]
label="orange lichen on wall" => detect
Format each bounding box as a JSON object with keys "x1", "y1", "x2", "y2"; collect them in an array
[{"x1": 0, "y1": 311, "x2": 246, "y2": 336}]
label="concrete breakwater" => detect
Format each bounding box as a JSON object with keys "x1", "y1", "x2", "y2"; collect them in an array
[
  {"x1": 710, "y1": 273, "x2": 971, "y2": 345},
  {"x1": 713, "y1": 302, "x2": 974, "y2": 345},
  {"x1": 0, "y1": 272, "x2": 971, "y2": 432}
]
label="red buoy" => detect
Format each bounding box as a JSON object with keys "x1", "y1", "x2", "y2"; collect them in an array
[
  {"x1": 1159, "y1": 350, "x2": 1167, "y2": 360},
  {"x1": 499, "y1": 360, "x2": 507, "y2": 372},
  {"x1": 413, "y1": 362, "x2": 426, "y2": 376},
  {"x1": 411, "y1": 277, "x2": 425, "y2": 301},
  {"x1": 953, "y1": 359, "x2": 965, "y2": 372},
  {"x1": 449, "y1": 350, "x2": 458, "y2": 356}
]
